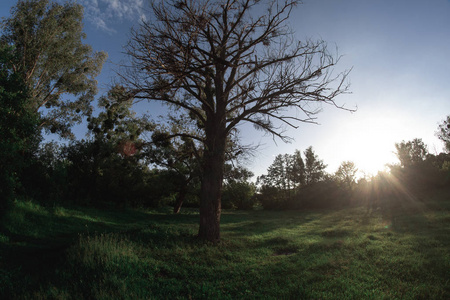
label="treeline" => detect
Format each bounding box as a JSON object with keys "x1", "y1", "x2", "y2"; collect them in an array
[
  {"x1": 1, "y1": 81, "x2": 257, "y2": 210},
  {"x1": 257, "y1": 137, "x2": 450, "y2": 210},
  {"x1": 15, "y1": 137, "x2": 256, "y2": 211}
]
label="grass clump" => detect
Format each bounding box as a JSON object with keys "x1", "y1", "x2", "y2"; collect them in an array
[{"x1": 64, "y1": 233, "x2": 146, "y2": 299}]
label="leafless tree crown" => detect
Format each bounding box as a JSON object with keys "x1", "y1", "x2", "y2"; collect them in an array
[{"x1": 124, "y1": 0, "x2": 351, "y2": 142}]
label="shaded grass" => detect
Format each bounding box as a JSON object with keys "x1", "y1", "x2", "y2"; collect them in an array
[{"x1": 1, "y1": 193, "x2": 449, "y2": 299}]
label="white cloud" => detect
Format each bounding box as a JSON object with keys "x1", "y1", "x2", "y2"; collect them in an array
[
  {"x1": 79, "y1": 0, "x2": 147, "y2": 33},
  {"x1": 91, "y1": 15, "x2": 117, "y2": 34}
]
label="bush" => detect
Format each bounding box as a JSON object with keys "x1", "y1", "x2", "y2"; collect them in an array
[
  {"x1": 291, "y1": 180, "x2": 350, "y2": 209},
  {"x1": 258, "y1": 185, "x2": 289, "y2": 210},
  {"x1": 259, "y1": 180, "x2": 351, "y2": 210},
  {"x1": 222, "y1": 181, "x2": 256, "y2": 210},
  {"x1": 390, "y1": 162, "x2": 449, "y2": 191}
]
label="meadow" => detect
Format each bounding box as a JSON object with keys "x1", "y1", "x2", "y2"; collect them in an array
[{"x1": 1, "y1": 189, "x2": 449, "y2": 299}]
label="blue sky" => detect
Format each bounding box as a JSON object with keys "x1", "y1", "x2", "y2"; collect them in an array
[{"x1": 2, "y1": 0, "x2": 450, "y2": 178}]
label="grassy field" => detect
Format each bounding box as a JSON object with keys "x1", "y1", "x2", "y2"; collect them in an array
[{"x1": 1, "y1": 189, "x2": 449, "y2": 299}]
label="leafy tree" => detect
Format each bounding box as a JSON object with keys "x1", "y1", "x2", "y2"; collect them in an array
[
  {"x1": 79, "y1": 86, "x2": 166, "y2": 208},
  {"x1": 304, "y1": 146, "x2": 327, "y2": 184},
  {"x1": 222, "y1": 164, "x2": 255, "y2": 209},
  {"x1": 436, "y1": 115, "x2": 450, "y2": 153},
  {"x1": 124, "y1": 0, "x2": 350, "y2": 241},
  {"x1": 293, "y1": 180, "x2": 347, "y2": 209},
  {"x1": 0, "y1": 0, "x2": 107, "y2": 139},
  {"x1": 61, "y1": 138, "x2": 162, "y2": 208},
  {"x1": 334, "y1": 160, "x2": 357, "y2": 190},
  {"x1": 222, "y1": 181, "x2": 256, "y2": 210},
  {"x1": 258, "y1": 153, "x2": 298, "y2": 203},
  {"x1": 0, "y1": 44, "x2": 39, "y2": 219},
  {"x1": 147, "y1": 130, "x2": 202, "y2": 213},
  {"x1": 91, "y1": 85, "x2": 205, "y2": 213},
  {"x1": 263, "y1": 154, "x2": 288, "y2": 190},
  {"x1": 257, "y1": 149, "x2": 308, "y2": 209},
  {"x1": 19, "y1": 141, "x2": 69, "y2": 204},
  {"x1": 290, "y1": 149, "x2": 306, "y2": 190},
  {"x1": 223, "y1": 164, "x2": 254, "y2": 184},
  {"x1": 87, "y1": 85, "x2": 153, "y2": 149},
  {"x1": 394, "y1": 138, "x2": 428, "y2": 167},
  {"x1": 426, "y1": 152, "x2": 450, "y2": 171}
]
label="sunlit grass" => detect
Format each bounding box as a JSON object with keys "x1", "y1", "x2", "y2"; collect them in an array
[{"x1": 1, "y1": 192, "x2": 449, "y2": 299}]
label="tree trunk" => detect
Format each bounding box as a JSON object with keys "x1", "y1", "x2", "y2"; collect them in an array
[
  {"x1": 198, "y1": 138, "x2": 226, "y2": 242},
  {"x1": 173, "y1": 183, "x2": 188, "y2": 214}
]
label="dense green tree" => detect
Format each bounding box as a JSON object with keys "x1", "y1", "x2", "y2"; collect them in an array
[
  {"x1": 389, "y1": 138, "x2": 450, "y2": 191},
  {"x1": 290, "y1": 149, "x2": 306, "y2": 190},
  {"x1": 19, "y1": 141, "x2": 69, "y2": 204},
  {"x1": 436, "y1": 115, "x2": 450, "y2": 153},
  {"x1": 0, "y1": 45, "x2": 39, "y2": 218},
  {"x1": 394, "y1": 138, "x2": 428, "y2": 167},
  {"x1": 0, "y1": 0, "x2": 107, "y2": 139},
  {"x1": 222, "y1": 164, "x2": 255, "y2": 209},
  {"x1": 60, "y1": 138, "x2": 163, "y2": 208},
  {"x1": 125, "y1": 0, "x2": 350, "y2": 241},
  {"x1": 426, "y1": 152, "x2": 450, "y2": 171},
  {"x1": 90, "y1": 85, "x2": 207, "y2": 212},
  {"x1": 147, "y1": 130, "x2": 202, "y2": 213},
  {"x1": 334, "y1": 160, "x2": 357, "y2": 190},
  {"x1": 304, "y1": 146, "x2": 327, "y2": 184},
  {"x1": 257, "y1": 149, "x2": 308, "y2": 209},
  {"x1": 223, "y1": 164, "x2": 254, "y2": 184},
  {"x1": 87, "y1": 85, "x2": 153, "y2": 148},
  {"x1": 259, "y1": 153, "x2": 299, "y2": 202},
  {"x1": 263, "y1": 154, "x2": 288, "y2": 190},
  {"x1": 222, "y1": 181, "x2": 256, "y2": 210}
]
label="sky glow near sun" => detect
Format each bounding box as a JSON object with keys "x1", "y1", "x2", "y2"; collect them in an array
[
  {"x1": 293, "y1": 107, "x2": 419, "y2": 179},
  {"x1": 333, "y1": 116, "x2": 400, "y2": 177}
]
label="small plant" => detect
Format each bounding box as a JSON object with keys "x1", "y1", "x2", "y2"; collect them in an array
[{"x1": 67, "y1": 232, "x2": 139, "y2": 270}]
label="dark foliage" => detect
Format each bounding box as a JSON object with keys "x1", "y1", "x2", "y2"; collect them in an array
[
  {"x1": 0, "y1": 45, "x2": 40, "y2": 219},
  {"x1": 290, "y1": 180, "x2": 350, "y2": 209},
  {"x1": 19, "y1": 139, "x2": 180, "y2": 209},
  {"x1": 222, "y1": 181, "x2": 256, "y2": 210}
]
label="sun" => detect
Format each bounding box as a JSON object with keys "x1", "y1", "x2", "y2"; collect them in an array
[
  {"x1": 351, "y1": 141, "x2": 395, "y2": 177},
  {"x1": 330, "y1": 114, "x2": 403, "y2": 178}
]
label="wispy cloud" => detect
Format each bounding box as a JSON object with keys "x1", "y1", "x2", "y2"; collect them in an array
[{"x1": 79, "y1": 0, "x2": 148, "y2": 34}]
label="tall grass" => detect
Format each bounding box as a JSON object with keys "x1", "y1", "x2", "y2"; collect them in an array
[{"x1": 1, "y1": 193, "x2": 449, "y2": 299}]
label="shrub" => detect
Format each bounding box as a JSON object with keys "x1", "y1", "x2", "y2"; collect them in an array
[
  {"x1": 222, "y1": 181, "x2": 256, "y2": 209},
  {"x1": 291, "y1": 180, "x2": 349, "y2": 209},
  {"x1": 258, "y1": 185, "x2": 289, "y2": 210}
]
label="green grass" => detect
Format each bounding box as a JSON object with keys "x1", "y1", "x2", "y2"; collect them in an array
[{"x1": 1, "y1": 191, "x2": 449, "y2": 299}]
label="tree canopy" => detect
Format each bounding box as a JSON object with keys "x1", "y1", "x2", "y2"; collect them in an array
[
  {"x1": 0, "y1": 0, "x2": 107, "y2": 139},
  {"x1": 0, "y1": 44, "x2": 39, "y2": 216},
  {"x1": 437, "y1": 115, "x2": 450, "y2": 153},
  {"x1": 334, "y1": 160, "x2": 357, "y2": 190},
  {"x1": 394, "y1": 138, "x2": 428, "y2": 167},
  {"x1": 304, "y1": 146, "x2": 327, "y2": 184}
]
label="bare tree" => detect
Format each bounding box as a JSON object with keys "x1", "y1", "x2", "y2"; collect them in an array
[{"x1": 123, "y1": 0, "x2": 351, "y2": 241}]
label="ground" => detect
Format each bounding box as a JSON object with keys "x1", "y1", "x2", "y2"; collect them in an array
[{"x1": 0, "y1": 189, "x2": 449, "y2": 299}]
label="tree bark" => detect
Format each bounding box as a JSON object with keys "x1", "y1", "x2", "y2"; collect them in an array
[{"x1": 198, "y1": 136, "x2": 226, "y2": 242}]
